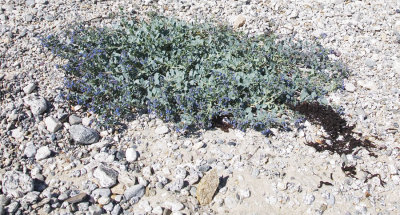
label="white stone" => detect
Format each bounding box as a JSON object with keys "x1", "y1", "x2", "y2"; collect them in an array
[
  {"x1": 126, "y1": 148, "x2": 138, "y2": 162},
  {"x1": 164, "y1": 201, "x2": 185, "y2": 212},
  {"x1": 44, "y1": 116, "x2": 62, "y2": 133},
  {"x1": 155, "y1": 125, "x2": 169, "y2": 135},
  {"x1": 35, "y1": 146, "x2": 51, "y2": 161},
  {"x1": 344, "y1": 82, "x2": 356, "y2": 92},
  {"x1": 23, "y1": 83, "x2": 36, "y2": 94}
]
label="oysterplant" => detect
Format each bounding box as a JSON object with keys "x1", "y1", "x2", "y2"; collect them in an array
[{"x1": 40, "y1": 14, "x2": 349, "y2": 134}]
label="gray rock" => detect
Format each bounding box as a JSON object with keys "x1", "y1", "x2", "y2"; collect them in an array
[
  {"x1": 168, "y1": 179, "x2": 184, "y2": 192},
  {"x1": 93, "y1": 165, "x2": 118, "y2": 188},
  {"x1": 103, "y1": 202, "x2": 114, "y2": 212},
  {"x1": 0, "y1": 195, "x2": 10, "y2": 207},
  {"x1": 88, "y1": 205, "x2": 102, "y2": 215},
  {"x1": 78, "y1": 202, "x2": 89, "y2": 211},
  {"x1": 111, "y1": 204, "x2": 121, "y2": 215},
  {"x1": 124, "y1": 184, "x2": 145, "y2": 200},
  {"x1": 69, "y1": 125, "x2": 99, "y2": 144},
  {"x1": 24, "y1": 96, "x2": 47, "y2": 115},
  {"x1": 155, "y1": 125, "x2": 169, "y2": 135},
  {"x1": 5, "y1": 201, "x2": 19, "y2": 214},
  {"x1": 2, "y1": 171, "x2": 34, "y2": 198},
  {"x1": 365, "y1": 59, "x2": 376, "y2": 68},
  {"x1": 22, "y1": 191, "x2": 40, "y2": 204},
  {"x1": 175, "y1": 167, "x2": 187, "y2": 180},
  {"x1": 35, "y1": 146, "x2": 51, "y2": 161},
  {"x1": 44, "y1": 116, "x2": 62, "y2": 133},
  {"x1": 24, "y1": 142, "x2": 36, "y2": 158},
  {"x1": 69, "y1": 115, "x2": 82, "y2": 125},
  {"x1": 92, "y1": 188, "x2": 111, "y2": 199},
  {"x1": 25, "y1": 0, "x2": 36, "y2": 7},
  {"x1": 23, "y1": 83, "x2": 36, "y2": 94},
  {"x1": 125, "y1": 148, "x2": 138, "y2": 162}
]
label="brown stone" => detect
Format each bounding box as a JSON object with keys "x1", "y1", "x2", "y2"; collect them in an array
[
  {"x1": 196, "y1": 169, "x2": 219, "y2": 205},
  {"x1": 65, "y1": 193, "x2": 88, "y2": 204}
]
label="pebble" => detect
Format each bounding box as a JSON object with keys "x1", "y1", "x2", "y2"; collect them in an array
[
  {"x1": 24, "y1": 142, "x2": 36, "y2": 158},
  {"x1": 125, "y1": 148, "x2": 138, "y2": 162},
  {"x1": 24, "y1": 96, "x2": 47, "y2": 115},
  {"x1": 65, "y1": 193, "x2": 88, "y2": 204},
  {"x1": 35, "y1": 146, "x2": 51, "y2": 160},
  {"x1": 124, "y1": 184, "x2": 145, "y2": 201},
  {"x1": 44, "y1": 116, "x2": 62, "y2": 133},
  {"x1": 155, "y1": 125, "x2": 169, "y2": 135},
  {"x1": 365, "y1": 59, "x2": 377, "y2": 68},
  {"x1": 152, "y1": 206, "x2": 163, "y2": 215},
  {"x1": 69, "y1": 115, "x2": 82, "y2": 125},
  {"x1": 93, "y1": 165, "x2": 118, "y2": 188},
  {"x1": 88, "y1": 205, "x2": 103, "y2": 215},
  {"x1": 164, "y1": 201, "x2": 185, "y2": 212},
  {"x1": 23, "y1": 83, "x2": 36, "y2": 94},
  {"x1": 69, "y1": 125, "x2": 100, "y2": 144},
  {"x1": 2, "y1": 171, "x2": 34, "y2": 198},
  {"x1": 344, "y1": 82, "x2": 356, "y2": 92}
]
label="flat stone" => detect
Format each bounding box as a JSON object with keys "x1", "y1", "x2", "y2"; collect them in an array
[
  {"x1": 233, "y1": 15, "x2": 246, "y2": 28},
  {"x1": 155, "y1": 125, "x2": 169, "y2": 135},
  {"x1": 125, "y1": 148, "x2": 138, "y2": 162},
  {"x1": 65, "y1": 193, "x2": 88, "y2": 204},
  {"x1": 23, "y1": 83, "x2": 36, "y2": 94},
  {"x1": 24, "y1": 142, "x2": 36, "y2": 158},
  {"x1": 24, "y1": 95, "x2": 47, "y2": 115},
  {"x1": 69, "y1": 115, "x2": 82, "y2": 125},
  {"x1": 35, "y1": 146, "x2": 51, "y2": 160},
  {"x1": 93, "y1": 165, "x2": 118, "y2": 188},
  {"x1": 44, "y1": 116, "x2": 62, "y2": 133},
  {"x1": 2, "y1": 171, "x2": 34, "y2": 198},
  {"x1": 69, "y1": 125, "x2": 99, "y2": 144},
  {"x1": 124, "y1": 184, "x2": 145, "y2": 200},
  {"x1": 196, "y1": 169, "x2": 219, "y2": 205}
]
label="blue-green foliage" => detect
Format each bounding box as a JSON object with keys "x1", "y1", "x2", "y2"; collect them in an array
[{"x1": 40, "y1": 15, "x2": 348, "y2": 133}]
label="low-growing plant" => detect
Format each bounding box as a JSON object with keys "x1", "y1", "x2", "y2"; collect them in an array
[{"x1": 39, "y1": 14, "x2": 349, "y2": 134}]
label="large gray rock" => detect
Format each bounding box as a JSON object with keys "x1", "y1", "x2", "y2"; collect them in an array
[
  {"x1": 124, "y1": 184, "x2": 145, "y2": 200},
  {"x1": 2, "y1": 171, "x2": 34, "y2": 198},
  {"x1": 93, "y1": 165, "x2": 118, "y2": 188},
  {"x1": 24, "y1": 95, "x2": 47, "y2": 115},
  {"x1": 69, "y1": 125, "x2": 99, "y2": 144}
]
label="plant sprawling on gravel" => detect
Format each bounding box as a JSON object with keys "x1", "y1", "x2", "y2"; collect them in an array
[{"x1": 40, "y1": 14, "x2": 349, "y2": 133}]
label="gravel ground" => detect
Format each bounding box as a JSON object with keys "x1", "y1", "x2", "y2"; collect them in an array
[{"x1": 1, "y1": 0, "x2": 400, "y2": 214}]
